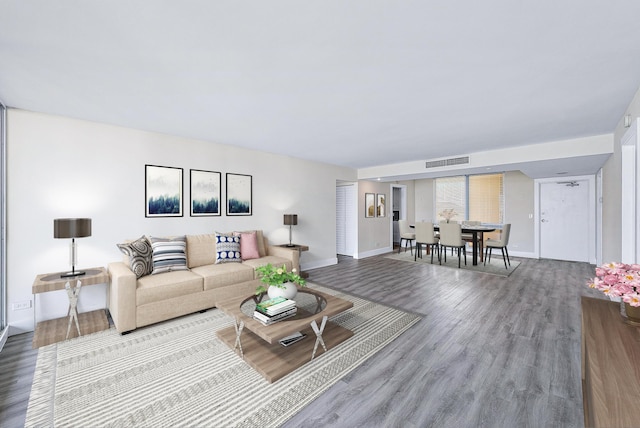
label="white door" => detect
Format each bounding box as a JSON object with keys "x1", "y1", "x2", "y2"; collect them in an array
[
  {"x1": 539, "y1": 180, "x2": 590, "y2": 262},
  {"x1": 336, "y1": 185, "x2": 356, "y2": 256}
]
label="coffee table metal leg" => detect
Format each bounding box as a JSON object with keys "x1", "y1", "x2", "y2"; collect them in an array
[
  {"x1": 233, "y1": 318, "x2": 245, "y2": 359},
  {"x1": 310, "y1": 316, "x2": 328, "y2": 360}
]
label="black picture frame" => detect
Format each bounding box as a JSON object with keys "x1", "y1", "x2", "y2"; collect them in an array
[
  {"x1": 145, "y1": 165, "x2": 183, "y2": 217},
  {"x1": 226, "y1": 173, "x2": 252, "y2": 216},
  {"x1": 190, "y1": 169, "x2": 221, "y2": 216}
]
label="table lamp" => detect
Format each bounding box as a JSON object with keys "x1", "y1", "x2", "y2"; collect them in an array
[
  {"x1": 54, "y1": 218, "x2": 92, "y2": 277},
  {"x1": 283, "y1": 214, "x2": 298, "y2": 247}
]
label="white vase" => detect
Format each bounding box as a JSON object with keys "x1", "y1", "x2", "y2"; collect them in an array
[{"x1": 267, "y1": 282, "x2": 298, "y2": 300}]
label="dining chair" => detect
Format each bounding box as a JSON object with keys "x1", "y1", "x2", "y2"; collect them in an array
[
  {"x1": 414, "y1": 222, "x2": 439, "y2": 263},
  {"x1": 484, "y1": 223, "x2": 511, "y2": 269},
  {"x1": 461, "y1": 220, "x2": 483, "y2": 261},
  {"x1": 398, "y1": 219, "x2": 415, "y2": 255},
  {"x1": 438, "y1": 221, "x2": 466, "y2": 268}
]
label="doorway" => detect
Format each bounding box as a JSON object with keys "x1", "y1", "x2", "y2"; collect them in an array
[
  {"x1": 391, "y1": 184, "x2": 407, "y2": 248},
  {"x1": 1, "y1": 102, "x2": 6, "y2": 348},
  {"x1": 535, "y1": 175, "x2": 596, "y2": 263}
]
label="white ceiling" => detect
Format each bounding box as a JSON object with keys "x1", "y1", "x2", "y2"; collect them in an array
[{"x1": 2, "y1": 1, "x2": 640, "y2": 175}]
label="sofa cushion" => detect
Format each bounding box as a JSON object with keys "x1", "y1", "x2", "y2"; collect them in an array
[
  {"x1": 234, "y1": 231, "x2": 260, "y2": 260},
  {"x1": 215, "y1": 233, "x2": 242, "y2": 263},
  {"x1": 191, "y1": 263, "x2": 255, "y2": 291},
  {"x1": 149, "y1": 236, "x2": 189, "y2": 274},
  {"x1": 186, "y1": 234, "x2": 216, "y2": 268},
  {"x1": 117, "y1": 236, "x2": 153, "y2": 278},
  {"x1": 242, "y1": 256, "x2": 293, "y2": 273},
  {"x1": 136, "y1": 270, "x2": 204, "y2": 305}
]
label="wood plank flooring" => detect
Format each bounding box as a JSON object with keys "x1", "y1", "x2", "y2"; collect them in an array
[{"x1": 0, "y1": 254, "x2": 601, "y2": 427}]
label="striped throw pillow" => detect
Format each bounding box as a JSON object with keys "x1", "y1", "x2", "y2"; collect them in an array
[{"x1": 149, "y1": 236, "x2": 189, "y2": 274}]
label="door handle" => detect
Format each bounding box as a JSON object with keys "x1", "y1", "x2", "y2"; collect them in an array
[{"x1": 541, "y1": 219, "x2": 548, "y2": 223}]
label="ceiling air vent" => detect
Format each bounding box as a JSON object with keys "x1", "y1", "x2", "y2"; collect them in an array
[{"x1": 425, "y1": 156, "x2": 470, "y2": 169}]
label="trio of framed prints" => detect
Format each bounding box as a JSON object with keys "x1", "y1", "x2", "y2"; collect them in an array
[
  {"x1": 145, "y1": 164, "x2": 252, "y2": 218},
  {"x1": 365, "y1": 193, "x2": 386, "y2": 218}
]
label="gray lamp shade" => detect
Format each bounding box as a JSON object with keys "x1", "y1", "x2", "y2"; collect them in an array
[
  {"x1": 283, "y1": 214, "x2": 298, "y2": 226},
  {"x1": 54, "y1": 218, "x2": 92, "y2": 239}
]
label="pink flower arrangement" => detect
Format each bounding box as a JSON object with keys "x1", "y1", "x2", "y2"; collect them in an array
[{"x1": 588, "y1": 262, "x2": 640, "y2": 307}]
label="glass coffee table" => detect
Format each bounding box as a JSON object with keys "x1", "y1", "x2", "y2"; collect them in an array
[{"x1": 216, "y1": 280, "x2": 354, "y2": 383}]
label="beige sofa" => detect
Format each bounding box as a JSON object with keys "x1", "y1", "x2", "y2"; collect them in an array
[{"x1": 107, "y1": 231, "x2": 299, "y2": 333}]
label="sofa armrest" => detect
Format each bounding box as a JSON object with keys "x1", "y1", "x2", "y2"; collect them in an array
[
  {"x1": 266, "y1": 245, "x2": 300, "y2": 272},
  {"x1": 107, "y1": 262, "x2": 137, "y2": 333}
]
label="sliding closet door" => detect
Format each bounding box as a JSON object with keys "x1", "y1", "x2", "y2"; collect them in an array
[{"x1": 336, "y1": 184, "x2": 356, "y2": 256}]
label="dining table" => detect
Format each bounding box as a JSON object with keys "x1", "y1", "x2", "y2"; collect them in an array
[{"x1": 413, "y1": 224, "x2": 496, "y2": 266}]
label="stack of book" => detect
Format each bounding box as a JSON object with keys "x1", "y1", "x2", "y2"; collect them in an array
[{"x1": 254, "y1": 296, "x2": 297, "y2": 325}]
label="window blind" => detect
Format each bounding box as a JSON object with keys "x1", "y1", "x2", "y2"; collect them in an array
[{"x1": 434, "y1": 173, "x2": 504, "y2": 224}]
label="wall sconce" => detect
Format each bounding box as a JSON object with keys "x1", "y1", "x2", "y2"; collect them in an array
[
  {"x1": 283, "y1": 214, "x2": 298, "y2": 247},
  {"x1": 54, "y1": 218, "x2": 92, "y2": 277},
  {"x1": 624, "y1": 114, "x2": 632, "y2": 128}
]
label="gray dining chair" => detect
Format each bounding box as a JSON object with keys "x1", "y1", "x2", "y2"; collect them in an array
[
  {"x1": 484, "y1": 223, "x2": 511, "y2": 269},
  {"x1": 438, "y1": 221, "x2": 466, "y2": 268},
  {"x1": 398, "y1": 219, "x2": 415, "y2": 255},
  {"x1": 414, "y1": 222, "x2": 439, "y2": 263}
]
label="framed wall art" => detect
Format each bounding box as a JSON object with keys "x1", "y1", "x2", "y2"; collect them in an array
[
  {"x1": 190, "y1": 169, "x2": 221, "y2": 216},
  {"x1": 145, "y1": 165, "x2": 183, "y2": 217},
  {"x1": 226, "y1": 173, "x2": 252, "y2": 216},
  {"x1": 365, "y1": 193, "x2": 376, "y2": 218},
  {"x1": 377, "y1": 193, "x2": 386, "y2": 217}
]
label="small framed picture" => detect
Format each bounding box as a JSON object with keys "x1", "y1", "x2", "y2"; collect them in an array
[
  {"x1": 190, "y1": 169, "x2": 221, "y2": 216},
  {"x1": 226, "y1": 173, "x2": 252, "y2": 216},
  {"x1": 377, "y1": 193, "x2": 386, "y2": 217},
  {"x1": 365, "y1": 193, "x2": 376, "y2": 218},
  {"x1": 145, "y1": 165, "x2": 183, "y2": 217}
]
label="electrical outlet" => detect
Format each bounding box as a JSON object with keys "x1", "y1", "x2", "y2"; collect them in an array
[{"x1": 12, "y1": 300, "x2": 32, "y2": 310}]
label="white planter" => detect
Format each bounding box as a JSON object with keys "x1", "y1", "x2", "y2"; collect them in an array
[{"x1": 267, "y1": 282, "x2": 298, "y2": 300}]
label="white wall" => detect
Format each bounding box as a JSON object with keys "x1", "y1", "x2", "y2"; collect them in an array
[
  {"x1": 357, "y1": 180, "x2": 392, "y2": 258},
  {"x1": 6, "y1": 109, "x2": 355, "y2": 334},
  {"x1": 602, "y1": 84, "x2": 640, "y2": 263}
]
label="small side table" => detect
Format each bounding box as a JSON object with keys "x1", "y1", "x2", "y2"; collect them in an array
[
  {"x1": 278, "y1": 244, "x2": 309, "y2": 278},
  {"x1": 32, "y1": 267, "x2": 110, "y2": 348}
]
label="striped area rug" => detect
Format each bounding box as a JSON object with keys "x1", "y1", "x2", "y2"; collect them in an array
[{"x1": 25, "y1": 284, "x2": 420, "y2": 427}]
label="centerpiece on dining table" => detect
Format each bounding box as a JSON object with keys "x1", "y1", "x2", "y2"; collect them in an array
[
  {"x1": 255, "y1": 263, "x2": 306, "y2": 300},
  {"x1": 439, "y1": 208, "x2": 458, "y2": 223},
  {"x1": 588, "y1": 262, "x2": 640, "y2": 324}
]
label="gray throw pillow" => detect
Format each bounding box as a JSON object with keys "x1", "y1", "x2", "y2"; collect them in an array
[{"x1": 117, "y1": 236, "x2": 153, "y2": 278}]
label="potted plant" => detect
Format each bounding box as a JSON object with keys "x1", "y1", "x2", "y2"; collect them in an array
[
  {"x1": 255, "y1": 263, "x2": 306, "y2": 299},
  {"x1": 588, "y1": 262, "x2": 640, "y2": 323}
]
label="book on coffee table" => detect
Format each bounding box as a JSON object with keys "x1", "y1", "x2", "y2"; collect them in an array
[
  {"x1": 253, "y1": 307, "x2": 297, "y2": 325},
  {"x1": 256, "y1": 297, "x2": 296, "y2": 316},
  {"x1": 279, "y1": 331, "x2": 306, "y2": 347}
]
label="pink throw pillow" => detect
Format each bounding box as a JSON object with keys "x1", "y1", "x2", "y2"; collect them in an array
[{"x1": 235, "y1": 231, "x2": 260, "y2": 260}]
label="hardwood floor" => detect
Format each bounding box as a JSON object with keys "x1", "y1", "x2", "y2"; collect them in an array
[
  {"x1": 283, "y1": 254, "x2": 600, "y2": 427},
  {"x1": 0, "y1": 330, "x2": 37, "y2": 428},
  {"x1": 0, "y1": 254, "x2": 600, "y2": 427}
]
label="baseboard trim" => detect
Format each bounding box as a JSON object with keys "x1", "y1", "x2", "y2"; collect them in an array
[
  {"x1": 507, "y1": 250, "x2": 536, "y2": 259},
  {"x1": 301, "y1": 257, "x2": 338, "y2": 271},
  {"x1": 356, "y1": 247, "x2": 394, "y2": 259}
]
